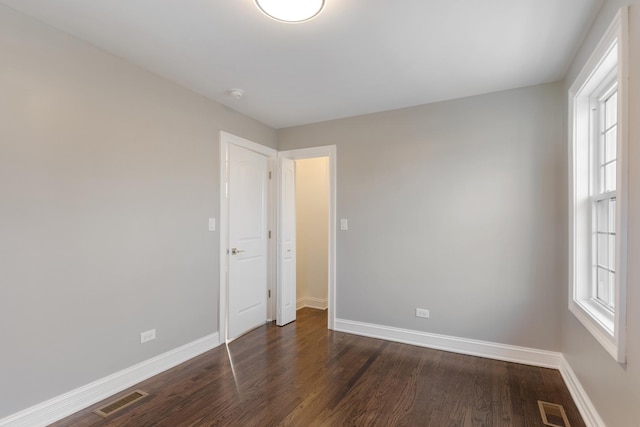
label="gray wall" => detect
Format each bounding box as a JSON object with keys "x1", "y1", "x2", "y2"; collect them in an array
[
  {"x1": 3, "y1": 0, "x2": 638, "y2": 423},
  {"x1": 0, "y1": 5, "x2": 276, "y2": 418},
  {"x1": 561, "y1": 1, "x2": 640, "y2": 425},
  {"x1": 279, "y1": 83, "x2": 565, "y2": 351}
]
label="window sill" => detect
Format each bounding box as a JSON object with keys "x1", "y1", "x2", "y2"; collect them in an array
[{"x1": 570, "y1": 298, "x2": 619, "y2": 361}]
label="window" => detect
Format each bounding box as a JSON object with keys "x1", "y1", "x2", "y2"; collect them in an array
[
  {"x1": 593, "y1": 84, "x2": 617, "y2": 311},
  {"x1": 568, "y1": 8, "x2": 628, "y2": 363}
]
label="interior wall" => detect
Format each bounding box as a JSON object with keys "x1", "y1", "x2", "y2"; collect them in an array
[
  {"x1": 561, "y1": 1, "x2": 640, "y2": 425},
  {"x1": 0, "y1": 5, "x2": 276, "y2": 418},
  {"x1": 279, "y1": 82, "x2": 565, "y2": 351},
  {"x1": 295, "y1": 157, "x2": 329, "y2": 308},
  {"x1": 4, "y1": 0, "x2": 636, "y2": 424}
]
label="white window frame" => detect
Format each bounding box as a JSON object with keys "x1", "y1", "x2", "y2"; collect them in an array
[{"x1": 568, "y1": 7, "x2": 628, "y2": 363}]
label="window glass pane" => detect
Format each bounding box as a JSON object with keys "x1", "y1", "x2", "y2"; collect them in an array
[
  {"x1": 605, "y1": 127, "x2": 617, "y2": 162},
  {"x1": 605, "y1": 91, "x2": 617, "y2": 129},
  {"x1": 605, "y1": 161, "x2": 616, "y2": 191},
  {"x1": 598, "y1": 233, "x2": 610, "y2": 268},
  {"x1": 609, "y1": 235, "x2": 616, "y2": 270},
  {"x1": 597, "y1": 267, "x2": 610, "y2": 305},
  {"x1": 596, "y1": 199, "x2": 609, "y2": 232},
  {"x1": 609, "y1": 199, "x2": 616, "y2": 231}
]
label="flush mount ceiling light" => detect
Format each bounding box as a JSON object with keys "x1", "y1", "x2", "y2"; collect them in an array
[{"x1": 255, "y1": 0, "x2": 325, "y2": 23}]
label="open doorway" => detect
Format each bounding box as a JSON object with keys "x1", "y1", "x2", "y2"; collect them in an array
[
  {"x1": 278, "y1": 145, "x2": 336, "y2": 330},
  {"x1": 295, "y1": 157, "x2": 329, "y2": 312},
  {"x1": 220, "y1": 136, "x2": 336, "y2": 341}
]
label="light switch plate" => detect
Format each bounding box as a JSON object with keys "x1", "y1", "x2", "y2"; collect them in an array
[
  {"x1": 208, "y1": 218, "x2": 216, "y2": 231},
  {"x1": 340, "y1": 218, "x2": 348, "y2": 231}
]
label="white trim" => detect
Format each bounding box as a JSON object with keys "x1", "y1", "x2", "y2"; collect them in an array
[
  {"x1": 219, "y1": 132, "x2": 277, "y2": 344},
  {"x1": 296, "y1": 297, "x2": 328, "y2": 310},
  {"x1": 570, "y1": 300, "x2": 618, "y2": 357},
  {"x1": 335, "y1": 319, "x2": 562, "y2": 369},
  {"x1": 567, "y1": 7, "x2": 628, "y2": 363},
  {"x1": 278, "y1": 145, "x2": 337, "y2": 330},
  {"x1": 614, "y1": 5, "x2": 629, "y2": 366},
  {"x1": 568, "y1": 9, "x2": 623, "y2": 96},
  {"x1": 0, "y1": 333, "x2": 220, "y2": 427},
  {"x1": 559, "y1": 356, "x2": 606, "y2": 427}
]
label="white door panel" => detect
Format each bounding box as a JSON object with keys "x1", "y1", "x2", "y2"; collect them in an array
[
  {"x1": 228, "y1": 143, "x2": 268, "y2": 340},
  {"x1": 277, "y1": 157, "x2": 296, "y2": 326}
]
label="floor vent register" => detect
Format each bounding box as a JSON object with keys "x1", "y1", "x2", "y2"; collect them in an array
[
  {"x1": 538, "y1": 400, "x2": 571, "y2": 427},
  {"x1": 93, "y1": 390, "x2": 149, "y2": 418}
]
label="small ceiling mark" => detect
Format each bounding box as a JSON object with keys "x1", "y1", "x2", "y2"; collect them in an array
[{"x1": 228, "y1": 88, "x2": 245, "y2": 100}]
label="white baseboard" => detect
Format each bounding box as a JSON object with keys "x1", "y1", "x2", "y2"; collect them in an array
[
  {"x1": 559, "y1": 356, "x2": 606, "y2": 427},
  {"x1": 0, "y1": 333, "x2": 220, "y2": 427},
  {"x1": 2, "y1": 321, "x2": 606, "y2": 427},
  {"x1": 335, "y1": 318, "x2": 562, "y2": 369},
  {"x1": 296, "y1": 297, "x2": 327, "y2": 310}
]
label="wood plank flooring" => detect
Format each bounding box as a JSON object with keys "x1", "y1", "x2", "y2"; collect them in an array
[{"x1": 51, "y1": 309, "x2": 584, "y2": 426}]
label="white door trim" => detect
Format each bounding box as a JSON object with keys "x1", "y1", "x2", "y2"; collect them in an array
[
  {"x1": 278, "y1": 145, "x2": 337, "y2": 330},
  {"x1": 219, "y1": 131, "x2": 276, "y2": 344}
]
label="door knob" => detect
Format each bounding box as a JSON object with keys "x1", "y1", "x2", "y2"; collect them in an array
[{"x1": 231, "y1": 248, "x2": 245, "y2": 255}]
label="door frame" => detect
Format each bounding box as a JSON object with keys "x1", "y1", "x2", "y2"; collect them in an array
[
  {"x1": 219, "y1": 131, "x2": 277, "y2": 344},
  {"x1": 278, "y1": 145, "x2": 337, "y2": 330}
]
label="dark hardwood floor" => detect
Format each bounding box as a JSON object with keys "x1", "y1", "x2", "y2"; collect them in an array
[{"x1": 51, "y1": 309, "x2": 584, "y2": 426}]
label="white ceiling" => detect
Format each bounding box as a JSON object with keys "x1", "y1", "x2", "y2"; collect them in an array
[{"x1": 1, "y1": 0, "x2": 603, "y2": 128}]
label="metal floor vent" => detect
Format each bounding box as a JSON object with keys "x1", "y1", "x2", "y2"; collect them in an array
[
  {"x1": 93, "y1": 390, "x2": 148, "y2": 418},
  {"x1": 538, "y1": 400, "x2": 571, "y2": 427}
]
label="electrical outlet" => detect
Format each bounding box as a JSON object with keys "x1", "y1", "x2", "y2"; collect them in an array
[
  {"x1": 416, "y1": 308, "x2": 430, "y2": 319},
  {"x1": 140, "y1": 329, "x2": 156, "y2": 344}
]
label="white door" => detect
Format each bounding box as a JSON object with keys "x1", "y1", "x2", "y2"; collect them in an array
[
  {"x1": 227, "y1": 143, "x2": 269, "y2": 341},
  {"x1": 277, "y1": 157, "x2": 296, "y2": 326}
]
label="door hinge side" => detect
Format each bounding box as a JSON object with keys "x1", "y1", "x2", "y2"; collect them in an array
[
  {"x1": 269, "y1": 171, "x2": 272, "y2": 179},
  {"x1": 268, "y1": 230, "x2": 271, "y2": 239},
  {"x1": 268, "y1": 289, "x2": 271, "y2": 298}
]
